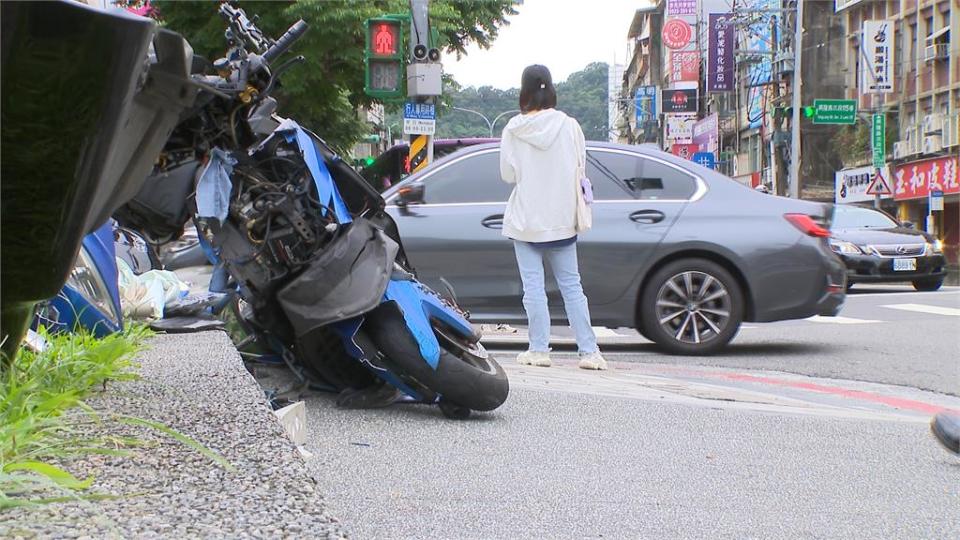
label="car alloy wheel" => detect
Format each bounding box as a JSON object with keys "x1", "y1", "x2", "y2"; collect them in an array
[
  {"x1": 640, "y1": 258, "x2": 743, "y2": 356},
  {"x1": 655, "y1": 271, "x2": 731, "y2": 345}
]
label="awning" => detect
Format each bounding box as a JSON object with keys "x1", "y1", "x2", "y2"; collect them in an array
[{"x1": 927, "y1": 26, "x2": 950, "y2": 43}]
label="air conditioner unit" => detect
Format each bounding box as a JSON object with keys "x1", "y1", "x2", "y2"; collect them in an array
[
  {"x1": 922, "y1": 135, "x2": 942, "y2": 155},
  {"x1": 924, "y1": 43, "x2": 949, "y2": 62},
  {"x1": 922, "y1": 114, "x2": 943, "y2": 134},
  {"x1": 907, "y1": 135, "x2": 921, "y2": 155},
  {"x1": 893, "y1": 141, "x2": 908, "y2": 160}
]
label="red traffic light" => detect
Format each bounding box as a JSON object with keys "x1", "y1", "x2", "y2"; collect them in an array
[{"x1": 370, "y1": 22, "x2": 399, "y2": 57}]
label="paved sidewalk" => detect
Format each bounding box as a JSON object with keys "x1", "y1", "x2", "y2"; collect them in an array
[{"x1": 1, "y1": 332, "x2": 345, "y2": 539}]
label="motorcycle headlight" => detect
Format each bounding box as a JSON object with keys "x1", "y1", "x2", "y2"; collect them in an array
[
  {"x1": 64, "y1": 247, "x2": 121, "y2": 327},
  {"x1": 829, "y1": 241, "x2": 862, "y2": 255}
]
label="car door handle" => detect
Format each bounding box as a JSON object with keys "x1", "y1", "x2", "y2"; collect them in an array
[
  {"x1": 629, "y1": 210, "x2": 665, "y2": 224},
  {"x1": 481, "y1": 214, "x2": 504, "y2": 229}
]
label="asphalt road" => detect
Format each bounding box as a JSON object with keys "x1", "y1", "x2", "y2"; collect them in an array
[
  {"x1": 265, "y1": 285, "x2": 960, "y2": 539},
  {"x1": 486, "y1": 285, "x2": 960, "y2": 396}
]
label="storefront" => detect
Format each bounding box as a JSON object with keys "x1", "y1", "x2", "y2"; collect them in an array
[
  {"x1": 893, "y1": 155, "x2": 960, "y2": 268},
  {"x1": 834, "y1": 164, "x2": 896, "y2": 214}
]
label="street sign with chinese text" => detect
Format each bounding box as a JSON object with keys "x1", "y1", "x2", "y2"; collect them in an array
[
  {"x1": 403, "y1": 102, "x2": 436, "y2": 135},
  {"x1": 692, "y1": 152, "x2": 716, "y2": 169},
  {"x1": 930, "y1": 189, "x2": 944, "y2": 211},
  {"x1": 872, "y1": 113, "x2": 886, "y2": 168},
  {"x1": 861, "y1": 20, "x2": 894, "y2": 94},
  {"x1": 403, "y1": 102, "x2": 435, "y2": 120},
  {"x1": 813, "y1": 99, "x2": 857, "y2": 124}
]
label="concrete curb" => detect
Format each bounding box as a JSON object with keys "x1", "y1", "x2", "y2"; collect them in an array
[{"x1": 1, "y1": 331, "x2": 346, "y2": 539}]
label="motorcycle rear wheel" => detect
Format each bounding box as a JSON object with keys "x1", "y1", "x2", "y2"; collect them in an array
[{"x1": 365, "y1": 306, "x2": 509, "y2": 414}]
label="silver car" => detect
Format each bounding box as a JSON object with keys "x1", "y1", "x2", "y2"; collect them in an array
[{"x1": 383, "y1": 142, "x2": 846, "y2": 355}]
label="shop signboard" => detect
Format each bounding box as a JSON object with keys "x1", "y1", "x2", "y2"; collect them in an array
[
  {"x1": 665, "y1": 113, "x2": 697, "y2": 144},
  {"x1": 894, "y1": 156, "x2": 959, "y2": 200},
  {"x1": 836, "y1": 165, "x2": 892, "y2": 204}
]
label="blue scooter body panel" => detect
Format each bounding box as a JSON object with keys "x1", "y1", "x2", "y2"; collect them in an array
[
  {"x1": 382, "y1": 278, "x2": 476, "y2": 371},
  {"x1": 43, "y1": 221, "x2": 123, "y2": 337}
]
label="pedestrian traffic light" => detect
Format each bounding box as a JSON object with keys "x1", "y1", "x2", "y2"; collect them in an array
[{"x1": 364, "y1": 18, "x2": 405, "y2": 99}]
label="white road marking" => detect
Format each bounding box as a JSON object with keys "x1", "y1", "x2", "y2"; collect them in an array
[
  {"x1": 591, "y1": 326, "x2": 621, "y2": 337},
  {"x1": 881, "y1": 304, "x2": 960, "y2": 317},
  {"x1": 848, "y1": 290, "x2": 960, "y2": 298},
  {"x1": 804, "y1": 315, "x2": 880, "y2": 324}
]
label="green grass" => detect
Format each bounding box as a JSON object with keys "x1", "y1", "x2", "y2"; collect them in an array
[{"x1": 0, "y1": 325, "x2": 233, "y2": 510}]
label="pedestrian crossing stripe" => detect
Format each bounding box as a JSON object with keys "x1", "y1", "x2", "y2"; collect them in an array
[
  {"x1": 408, "y1": 134, "x2": 429, "y2": 173},
  {"x1": 881, "y1": 304, "x2": 960, "y2": 317},
  {"x1": 805, "y1": 315, "x2": 880, "y2": 324}
]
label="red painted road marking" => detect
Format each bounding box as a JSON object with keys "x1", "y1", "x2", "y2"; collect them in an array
[
  {"x1": 720, "y1": 373, "x2": 956, "y2": 415},
  {"x1": 618, "y1": 364, "x2": 958, "y2": 415}
]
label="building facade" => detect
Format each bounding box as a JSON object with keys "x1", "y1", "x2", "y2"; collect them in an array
[{"x1": 837, "y1": 0, "x2": 959, "y2": 268}]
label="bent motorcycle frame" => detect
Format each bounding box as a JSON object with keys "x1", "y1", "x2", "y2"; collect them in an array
[{"x1": 205, "y1": 123, "x2": 477, "y2": 400}]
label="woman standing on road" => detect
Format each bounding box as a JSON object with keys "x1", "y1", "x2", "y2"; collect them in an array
[{"x1": 499, "y1": 64, "x2": 607, "y2": 371}]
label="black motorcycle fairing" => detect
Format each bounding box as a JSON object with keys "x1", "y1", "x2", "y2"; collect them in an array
[
  {"x1": 1, "y1": 2, "x2": 194, "y2": 356},
  {"x1": 276, "y1": 218, "x2": 399, "y2": 337},
  {"x1": 114, "y1": 160, "x2": 200, "y2": 241}
]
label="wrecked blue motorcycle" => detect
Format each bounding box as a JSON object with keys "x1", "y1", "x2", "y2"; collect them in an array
[{"x1": 115, "y1": 4, "x2": 508, "y2": 418}]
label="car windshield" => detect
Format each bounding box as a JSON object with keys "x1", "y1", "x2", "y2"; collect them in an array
[{"x1": 831, "y1": 206, "x2": 899, "y2": 229}]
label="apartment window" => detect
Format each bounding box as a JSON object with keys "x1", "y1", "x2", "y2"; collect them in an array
[
  {"x1": 894, "y1": 28, "x2": 903, "y2": 79},
  {"x1": 909, "y1": 24, "x2": 917, "y2": 72},
  {"x1": 748, "y1": 135, "x2": 760, "y2": 172},
  {"x1": 925, "y1": 16, "x2": 933, "y2": 38}
]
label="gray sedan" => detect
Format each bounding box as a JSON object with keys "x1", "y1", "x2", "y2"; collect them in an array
[{"x1": 383, "y1": 142, "x2": 846, "y2": 355}]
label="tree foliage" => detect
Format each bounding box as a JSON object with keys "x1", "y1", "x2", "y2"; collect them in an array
[
  {"x1": 429, "y1": 62, "x2": 610, "y2": 141},
  {"x1": 151, "y1": 0, "x2": 517, "y2": 151}
]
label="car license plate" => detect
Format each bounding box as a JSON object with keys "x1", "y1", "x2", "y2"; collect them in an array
[{"x1": 893, "y1": 258, "x2": 917, "y2": 271}]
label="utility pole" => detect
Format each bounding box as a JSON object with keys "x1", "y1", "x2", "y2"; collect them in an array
[
  {"x1": 769, "y1": 14, "x2": 783, "y2": 196},
  {"x1": 406, "y1": 0, "x2": 441, "y2": 172},
  {"x1": 788, "y1": 0, "x2": 804, "y2": 199}
]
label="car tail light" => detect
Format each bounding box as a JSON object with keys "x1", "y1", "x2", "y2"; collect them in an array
[{"x1": 784, "y1": 214, "x2": 831, "y2": 238}]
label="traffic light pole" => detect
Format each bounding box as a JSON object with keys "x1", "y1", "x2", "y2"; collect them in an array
[
  {"x1": 787, "y1": 0, "x2": 804, "y2": 199},
  {"x1": 409, "y1": 0, "x2": 434, "y2": 168}
]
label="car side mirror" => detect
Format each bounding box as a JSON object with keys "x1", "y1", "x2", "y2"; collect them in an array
[
  {"x1": 397, "y1": 182, "x2": 425, "y2": 206},
  {"x1": 902, "y1": 221, "x2": 915, "y2": 229}
]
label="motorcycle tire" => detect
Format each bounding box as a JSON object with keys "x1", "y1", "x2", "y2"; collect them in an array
[{"x1": 365, "y1": 306, "x2": 509, "y2": 413}]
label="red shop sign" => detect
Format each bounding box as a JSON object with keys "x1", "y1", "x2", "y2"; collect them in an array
[
  {"x1": 893, "y1": 156, "x2": 960, "y2": 200},
  {"x1": 670, "y1": 51, "x2": 700, "y2": 83},
  {"x1": 662, "y1": 18, "x2": 693, "y2": 50},
  {"x1": 671, "y1": 143, "x2": 700, "y2": 160}
]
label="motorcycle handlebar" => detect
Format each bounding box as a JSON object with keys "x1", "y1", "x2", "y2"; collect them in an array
[{"x1": 262, "y1": 20, "x2": 308, "y2": 64}]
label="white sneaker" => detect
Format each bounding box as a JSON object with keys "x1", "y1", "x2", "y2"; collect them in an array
[
  {"x1": 578, "y1": 352, "x2": 608, "y2": 370},
  {"x1": 517, "y1": 351, "x2": 552, "y2": 367}
]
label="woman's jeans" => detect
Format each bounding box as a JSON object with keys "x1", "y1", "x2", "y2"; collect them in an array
[{"x1": 513, "y1": 241, "x2": 598, "y2": 354}]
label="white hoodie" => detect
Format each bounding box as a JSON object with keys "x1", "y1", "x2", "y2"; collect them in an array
[{"x1": 499, "y1": 109, "x2": 585, "y2": 243}]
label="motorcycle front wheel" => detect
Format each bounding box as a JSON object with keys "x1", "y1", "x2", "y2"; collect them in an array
[{"x1": 364, "y1": 306, "x2": 509, "y2": 413}]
